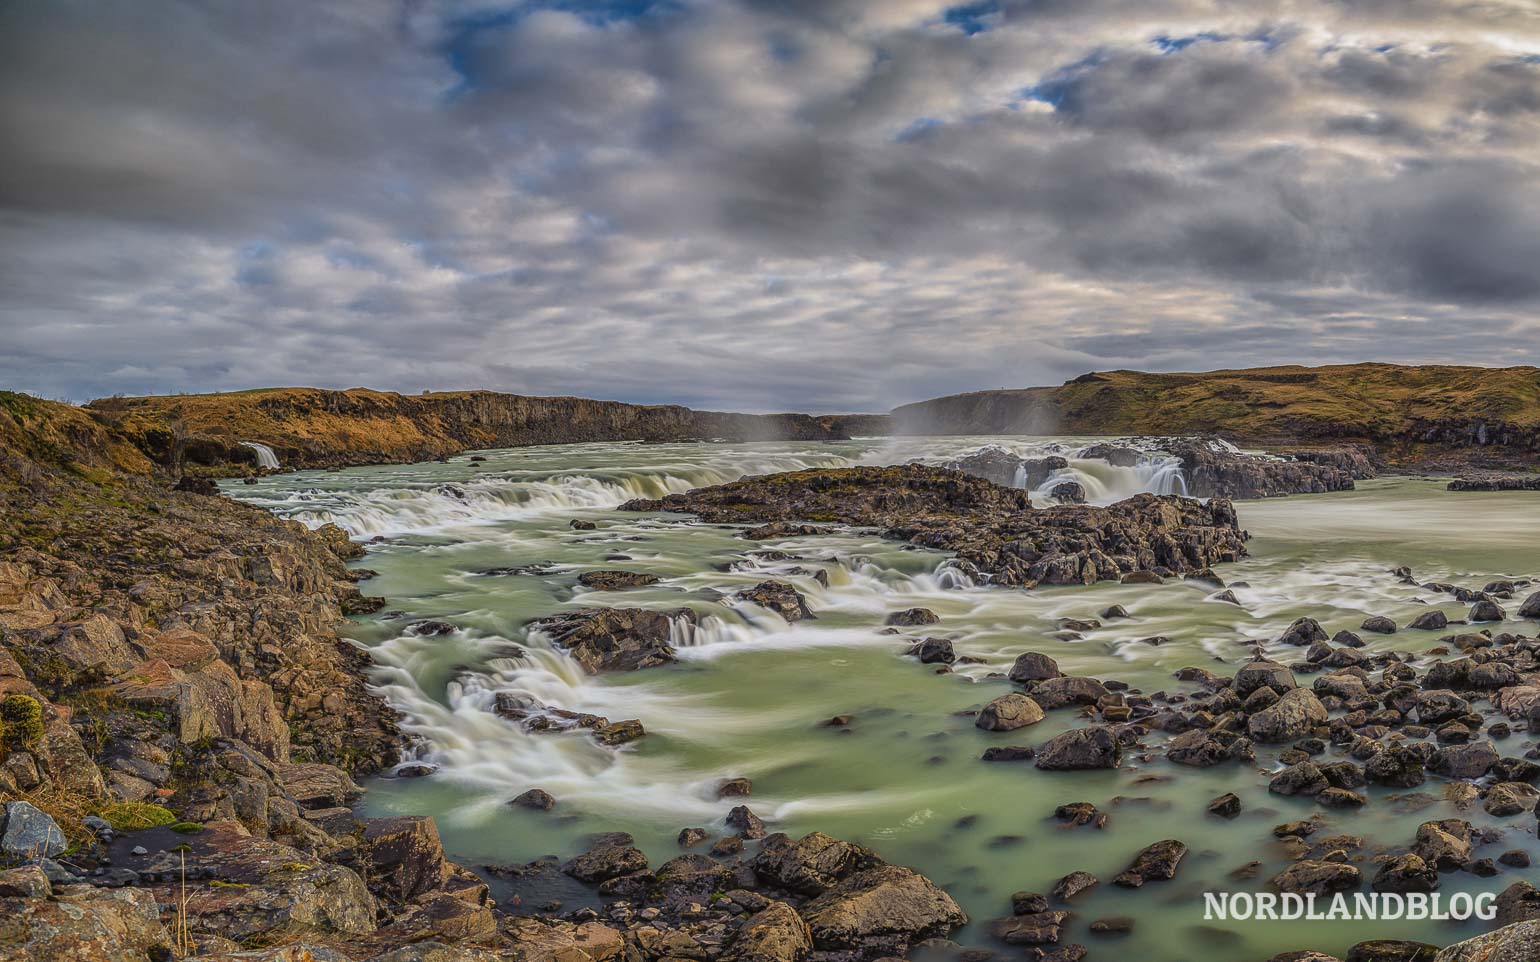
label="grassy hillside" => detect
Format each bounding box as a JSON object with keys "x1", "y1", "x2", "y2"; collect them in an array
[
  {"x1": 87, "y1": 387, "x2": 866, "y2": 474},
  {"x1": 892, "y1": 363, "x2": 1540, "y2": 468}
]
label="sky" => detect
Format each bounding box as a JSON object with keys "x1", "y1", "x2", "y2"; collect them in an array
[{"x1": 2, "y1": 1, "x2": 1539, "y2": 413}]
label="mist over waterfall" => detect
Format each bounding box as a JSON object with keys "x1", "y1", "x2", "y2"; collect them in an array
[{"x1": 240, "y1": 441, "x2": 280, "y2": 469}]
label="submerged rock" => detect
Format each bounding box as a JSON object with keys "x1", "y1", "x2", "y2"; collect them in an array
[
  {"x1": 577, "y1": 570, "x2": 661, "y2": 590},
  {"x1": 1036, "y1": 726, "x2": 1123, "y2": 770},
  {"x1": 736, "y1": 581, "x2": 816, "y2": 622}
]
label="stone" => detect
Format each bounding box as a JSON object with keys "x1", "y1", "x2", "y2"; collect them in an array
[
  {"x1": 885, "y1": 608, "x2": 939, "y2": 627},
  {"x1": 1111, "y1": 839, "x2": 1186, "y2": 888},
  {"x1": 1035, "y1": 726, "x2": 1123, "y2": 770},
  {"x1": 563, "y1": 840, "x2": 649, "y2": 883},
  {"x1": 1469, "y1": 599, "x2": 1506, "y2": 622},
  {"x1": 736, "y1": 581, "x2": 816, "y2": 622},
  {"x1": 0, "y1": 864, "x2": 51, "y2": 898},
  {"x1": 1483, "y1": 782, "x2": 1539, "y2": 817},
  {"x1": 723, "y1": 900, "x2": 813, "y2": 962},
  {"x1": 1412, "y1": 819, "x2": 1472, "y2": 870},
  {"x1": 976, "y1": 693, "x2": 1045, "y2": 731},
  {"x1": 751, "y1": 832, "x2": 865, "y2": 896},
  {"x1": 1427, "y1": 741, "x2": 1498, "y2": 779},
  {"x1": 1051, "y1": 870, "x2": 1098, "y2": 901},
  {"x1": 1248, "y1": 688, "x2": 1328, "y2": 743},
  {"x1": 1028, "y1": 676, "x2": 1108, "y2": 709},
  {"x1": 531, "y1": 607, "x2": 692, "y2": 672},
  {"x1": 1433, "y1": 921, "x2": 1540, "y2": 962},
  {"x1": 365, "y1": 816, "x2": 455, "y2": 904},
  {"x1": 0, "y1": 800, "x2": 66, "y2": 858},
  {"x1": 512, "y1": 788, "x2": 556, "y2": 810},
  {"x1": 1008, "y1": 652, "x2": 1062, "y2": 683},
  {"x1": 1235, "y1": 659, "x2": 1297, "y2": 696},
  {"x1": 727, "y1": 805, "x2": 767, "y2": 839},
  {"x1": 1270, "y1": 860, "x2": 1361, "y2": 896},
  {"x1": 1207, "y1": 792, "x2": 1242, "y2": 818},
  {"x1": 1371, "y1": 854, "x2": 1438, "y2": 894},
  {"x1": 1361, "y1": 616, "x2": 1397, "y2": 634},
  {"x1": 912, "y1": 637, "x2": 956, "y2": 664},
  {"x1": 1409, "y1": 611, "x2": 1450, "y2": 631},
  {"x1": 1278, "y1": 617, "x2": 1329, "y2": 647},
  {"x1": 799, "y1": 864, "x2": 968, "y2": 950},
  {"x1": 577, "y1": 570, "x2": 661, "y2": 590}
]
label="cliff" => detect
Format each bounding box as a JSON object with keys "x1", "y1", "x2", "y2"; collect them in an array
[
  {"x1": 87, "y1": 387, "x2": 876, "y2": 474},
  {"x1": 892, "y1": 363, "x2": 1540, "y2": 469}
]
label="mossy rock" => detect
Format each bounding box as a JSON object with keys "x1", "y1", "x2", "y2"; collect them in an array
[
  {"x1": 0, "y1": 694, "x2": 44, "y2": 748},
  {"x1": 169, "y1": 821, "x2": 204, "y2": 834}
]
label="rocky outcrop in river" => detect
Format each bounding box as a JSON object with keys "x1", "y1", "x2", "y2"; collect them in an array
[{"x1": 622, "y1": 465, "x2": 1248, "y2": 588}]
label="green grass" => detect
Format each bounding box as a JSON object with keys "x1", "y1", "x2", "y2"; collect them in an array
[{"x1": 98, "y1": 801, "x2": 178, "y2": 832}]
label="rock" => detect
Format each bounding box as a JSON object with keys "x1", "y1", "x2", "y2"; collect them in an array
[
  {"x1": 1433, "y1": 921, "x2": 1540, "y2": 962},
  {"x1": 1271, "y1": 860, "x2": 1361, "y2": 896},
  {"x1": 365, "y1": 816, "x2": 455, "y2": 904},
  {"x1": 800, "y1": 864, "x2": 968, "y2": 950},
  {"x1": 1415, "y1": 690, "x2": 1471, "y2": 724},
  {"x1": 1166, "y1": 730, "x2": 1233, "y2": 768},
  {"x1": 1175, "y1": 441, "x2": 1366, "y2": 499},
  {"x1": 1089, "y1": 916, "x2": 1135, "y2": 936},
  {"x1": 1235, "y1": 659, "x2": 1297, "y2": 696},
  {"x1": 512, "y1": 788, "x2": 556, "y2": 811},
  {"x1": 531, "y1": 607, "x2": 692, "y2": 673},
  {"x1": 1470, "y1": 599, "x2": 1506, "y2": 622},
  {"x1": 1028, "y1": 676, "x2": 1108, "y2": 709},
  {"x1": 6, "y1": 884, "x2": 169, "y2": 961},
  {"x1": 1278, "y1": 617, "x2": 1330, "y2": 647},
  {"x1": 1102, "y1": 604, "x2": 1130, "y2": 619},
  {"x1": 717, "y1": 777, "x2": 753, "y2": 798},
  {"x1": 1317, "y1": 787, "x2": 1367, "y2": 808},
  {"x1": 1270, "y1": 762, "x2": 1329, "y2": 797},
  {"x1": 570, "y1": 519, "x2": 597, "y2": 530},
  {"x1": 737, "y1": 581, "x2": 816, "y2": 622},
  {"x1": 1035, "y1": 726, "x2": 1123, "y2": 770},
  {"x1": 988, "y1": 910, "x2": 1071, "y2": 945},
  {"x1": 1111, "y1": 839, "x2": 1186, "y2": 888},
  {"x1": 885, "y1": 608, "x2": 939, "y2": 627},
  {"x1": 1048, "y1": 481, "x2": 1086, "y2": 504},
  {"x1": 626, "y1": 466, "x2": 1248, "y2": 588},
  {"x1": 678, "y1": 827, "x2": 709, "y2": 848},
  {"x1": 724, "y1": 900, "x2": 813, "y2": 962},
  {"x1": 0, "y1": 864, "x2": 51, "y2": 898},
  {"x1": 577, "y1": 570, "x2": 661, "y2": 590},
  {"x1": 976, "y1": 693, "x2": 1045, "y2": 731},
  {"x1": 1008, "y1": 652, "x2": 1061, "y2": 683},
  {"x1": 1361, "y1": 616, "x2": 1397, "y2": 634},
  {"x1": 1350, "y1": 941, "x2": 1439, "y2": 962},
  {"x1": 751, "y1": 832, "x2": 865, "y2": 895},
  {"x1": 1207, "y1": 793, "x2": 1242, "y2": 818},
  {"x1": 911, "y1": 637, "x2": 956, "y2": 664},
  {"x1": 1050, "y1": 870, "x2": 1099, "y2": 901},
  {"x1": 1372, "y1": 854, "x2": 1439, "y2": 894},
  {"x1": 1412, "y1": 819, "x2": 1472, "y2": 870},
  {"x1": 593, "y1": 719, "x2": 646, "y2": 746},
  {"x1": 1519, "y1": 591, "x2": 1540, "y2": 619},
  {"x1": 1409, "y1": 611, "x2": 1450, "y2": 631},
  {"x1": 1483, "y1": 782, "x2": 1540, "y2": 817},
  {"x1": 0, "y1": 800, "x2": 66, "y2": 857},
  {"x1": 727, "y1": 805, "x2": 767, "y2": 839},
  {"x1": 1248, "y1": 688, "x2": 1329, "y2": 743},
  {"x1": 562, "y1": 839, "x2": 649, "y2": 883},
  {"x1": 1365, "y1": 745, "x2": 1428, "y2": 788},
  {"x1": 1427, "y1": 741, "x2": 1498, "y2": 779}
]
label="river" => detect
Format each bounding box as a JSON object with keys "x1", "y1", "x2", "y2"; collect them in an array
[{"x1": 225, "y1": 436, "x2": 1540, "y2": 961}]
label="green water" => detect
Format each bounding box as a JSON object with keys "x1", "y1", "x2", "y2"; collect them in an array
[{"x1": 226, "y1": 438, "x2": 1540, "y2": 961}]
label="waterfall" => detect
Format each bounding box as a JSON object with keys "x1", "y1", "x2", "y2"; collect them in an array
[{"x1": 240, "y1": 441, "x2": 280, "y2": 470}]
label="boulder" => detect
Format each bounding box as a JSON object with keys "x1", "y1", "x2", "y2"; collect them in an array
[
  {"x1": 1427, "y1": 741, "x2": 1498, "y2": 780},
  {"x1": 1008, "y1": 652, "x2": 1062, "y2": 683},
  {"x1": 577, "y1": 571, "x2": 661, "y2": 591},
  {"x1": 1270, "y1": 860, "x2": 1361, "y2": 896},
  {"x1": 1371, "y1": 854, "x2": 1439, "y2": 894},
  {"x1": 1036, "y1": 727, "x2": 1123, "y2": 770},
  {"x1": 911, "y1": 637, "x2": 955, "y2": 665},
  {"x1": 737, "y1": 582, "x2": 816, "y2": 622},
  {"x1": 562, "y1": 839, "x2": 649, "y2": 883},
  {"x1": 6, "y1": 884, "x2": 169, "y2": 962},
  {"x1": 724, "y1": 900, "x2": 813, "y2": 962},
  {"x1": 1409, "y1": 611, "x2": 1450, "y2": 631},
  {"x1": 1029, "y1": 676, "x2": 1109, "y2": 709},
  {"x1": 1235, "y1": 659, "x2": 1297, "y2": 696},
  {"x1": 364, "y1": 816, "x2": 454, "y2": 904},
  {"x1": 1248, "y1": 689, "x2": 1328, "y2": 743},
  {"x1": 1111, "y1": 839, "x2": 1187, "y2": 888},
  {"x1": 1277, "y1": 617, "x2": 1329, "y2": 647},
  {"x1": 1434, "y1": 920, "x2": 1540, "y2": 962},
  {"x1": 1469, "y1": 600, "x2": 1506, "y2": 622},
  {"x1": 885, "y1": 608, "x2": 939, "y2": 627},
  {"x1": 1361, "y1": 616, "x2": 1397, "y2": 634},
  {"x1": 0, "y1": 800, "x2": 66, "y2": 858},
  {"x1": 1483, "y1": 782, "x2": 1540, "y2": 817},
  {"x1": 531, "y1": 607, "x2": 692, "y2": 673},
  {"x1": 751, "y1": 832, "x2": 865, "y2": 896},
  {"x1": 1412, "y1": 819, "x2": 1472, "y2": 870},
  {"x1": 976, "y1": 694, "x2": 1045, "y2": 731},
  {"x1": 800, "y1": 864, "x2": 967, "y2": 950}
]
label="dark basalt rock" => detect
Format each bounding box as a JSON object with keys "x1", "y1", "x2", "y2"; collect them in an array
[
  {"x1": 944, "y1": 447, "x2": 1067, "y2": 488},
  {"x1": 736, "y1": 581, "x2": 816, "y2": 621},
  {"x1": 1361, "y1": 615, "x2": 1397, "y2": 634},
  {"x1": 911, "y1": 637, "x2": 956, "y2": 664},
  {"x1": 1048, "y1": 480, "x2": 1087, "y2": 504},
  {"x1": 1111, "y1": 839, "x2": 1187, "y2": 888},
  {"x1": 1174, "y1": 441, "x2": 1368, "y2": 499},
  {"x1": 1447, "y1": 475, "x2": 1540, "y2": 491},
  {"x1": 511, "y1": 788, "x2": 556, "y2": 811},
  {"x1": 1270, "y1": 860, "x2": 1361, "y2": 896},
  {"x1": 1009, "y1": 652, "x2": 1062, "y2": 683},
  {"x1": 885, "y1": 607, "x2": 939, "y2": 627},
  {"x1": 1035, "y1": 726, "x2": 1123, "y2": 770},
  {"x1": 530, "y1": 607, "x2": 694, "y2": 673},
  {"x1": 577, "y1": 570, "x2": 661, "y2": 590}
]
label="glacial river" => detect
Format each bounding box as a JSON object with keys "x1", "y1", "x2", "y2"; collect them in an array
[{"x1": 226, "y1": 437, "x2": 1540, "y2": 961}]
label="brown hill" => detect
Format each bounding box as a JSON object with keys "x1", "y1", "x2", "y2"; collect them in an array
[
  {"x1": 87, "y1": 387, "x2": 873, "y2": 474},
  {"x1": 891, "y1": 363, "x2": 1540, "y2": 469}
]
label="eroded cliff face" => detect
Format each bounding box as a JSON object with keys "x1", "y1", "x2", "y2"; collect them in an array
[
  {"x1": 891, "y1": 364, "x2": 1540, "y2": 469},
  {"x1": 88, "y1": 388, "x2": 875, "y2": 474}
]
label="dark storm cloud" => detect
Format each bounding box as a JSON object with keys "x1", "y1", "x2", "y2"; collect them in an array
[{"x1": 1, "y1": 0, "x2": 1539, "y2": 411}]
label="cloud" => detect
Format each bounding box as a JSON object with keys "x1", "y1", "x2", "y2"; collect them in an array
[{"x1": 2, "y1": 0, "x2": 1539, "y2": 411}]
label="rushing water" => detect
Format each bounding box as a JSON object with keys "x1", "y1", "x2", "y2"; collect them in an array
[{"x1": 226, "y1": 437, "x2": 1540, "y2": 961}]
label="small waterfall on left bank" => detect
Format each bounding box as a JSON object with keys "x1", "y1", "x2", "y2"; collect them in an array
[{"x1": 240, "y1": 441, "x2": 280, "y2": 469}]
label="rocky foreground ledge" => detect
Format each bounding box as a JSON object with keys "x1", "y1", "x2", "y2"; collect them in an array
[{"x1": 622, "y1": 464, "x2": 1248, "y2": 587}]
